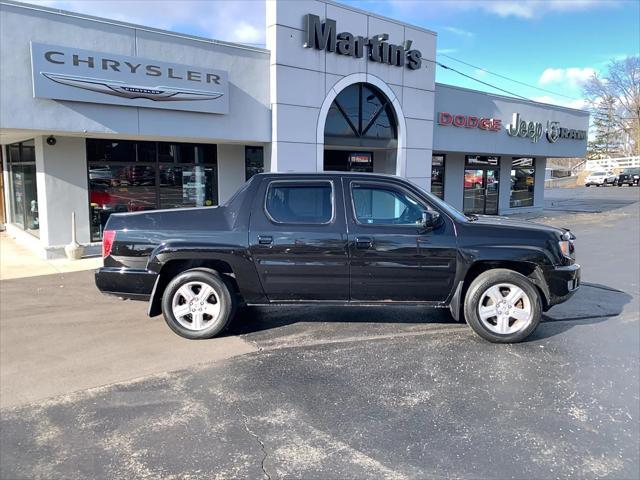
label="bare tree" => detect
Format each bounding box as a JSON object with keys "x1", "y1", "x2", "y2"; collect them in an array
[{"x1": 583, "y1": 56, "x2": 640, "y2": 158}]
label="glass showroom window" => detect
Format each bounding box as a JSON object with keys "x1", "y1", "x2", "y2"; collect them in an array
[
  {"x1": 87, "y1": 140, "x2": 217, "y2": 241},
  {"x1": 7, "y1": 140, "x2": 39, "y2": 237},
  {"x1": 431, "y1": 154, "x2": 445, "y2": 199},
  {"x1": 510, "y1": 158, "x2": 535, "y2": 208},
  {"x1": 245, "y1": 146, "x2": 264, "y2": 180}
]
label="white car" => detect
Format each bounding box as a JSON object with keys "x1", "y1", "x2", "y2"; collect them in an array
[{"x1": 585, "y1": 171, "x2": 616, "y2": 186}]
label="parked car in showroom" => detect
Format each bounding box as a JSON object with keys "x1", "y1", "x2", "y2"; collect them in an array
[
  {"x1": 585, "y1": 171, "x2": 616, "y2": 186},
  {"x1": 95, "y1": 173, "x2": 579, "y2": 344},
  {"x1": 614, "y1": 167, "x2": 640, "y2": 186}
]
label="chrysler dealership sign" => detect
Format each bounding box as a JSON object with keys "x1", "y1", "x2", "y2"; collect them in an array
[{"x1": 30, "y1": 43, "x2": 229, "y2": 113}]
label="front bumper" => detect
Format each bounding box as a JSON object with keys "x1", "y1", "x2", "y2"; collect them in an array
[
  {"x1": 542, "y1": 263, "x2": 581, "y2": 308},
  {"x1": 95, "y1": 267, "x2": 157, "y2": 300}
]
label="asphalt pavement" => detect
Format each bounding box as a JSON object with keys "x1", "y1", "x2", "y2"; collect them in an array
[{"x1": 1, "y1": 186, "x2": 638, "y2": 479}]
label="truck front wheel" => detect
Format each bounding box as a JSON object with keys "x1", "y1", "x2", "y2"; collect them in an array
[
  {"x1": 162, "y1": 269, "x2": 235, "y2": 339},
  {"x1": 463, "y1": 269, "x2": 542, "y2": 343}
]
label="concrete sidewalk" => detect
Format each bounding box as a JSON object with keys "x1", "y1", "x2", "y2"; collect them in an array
[
  {"x1": 0, "y1": 232, "x2": 102, "y2": 280},
  {"x1": 0, "y1": 269, "x2": 257, "y2": 408}
]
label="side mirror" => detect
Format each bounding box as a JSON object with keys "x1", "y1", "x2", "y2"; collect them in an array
[{"x1": 421, "y1": 211, "x2": 440, "y2": 230}]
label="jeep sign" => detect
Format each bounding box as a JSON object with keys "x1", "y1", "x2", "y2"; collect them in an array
[
  {"x1": 30, "y1": 42, "x2": 229, "y2": 114},
  {"x1": 506, "y1": 113, "x2": 587, "y2": 143}
]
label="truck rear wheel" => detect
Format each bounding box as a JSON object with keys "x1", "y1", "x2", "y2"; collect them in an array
[
  {"x1": 162, "y1": 269, "x2": 235, "y2": 339},
  {"x1": 464, "y1": 269, "x2": 542, "y2": 343}
]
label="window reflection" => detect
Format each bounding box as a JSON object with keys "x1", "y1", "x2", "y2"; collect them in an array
[
  {"x1": 431, "y1": 154, "x2": 445, "y2": 199},
  {"x1": 87, "y1": 139, "x2": 218, "y2": 241},
  {"x1": 510, "y1": 158, "x2": 535, "y2": 208},
  {"x1": 245, "y1": 146, "x2": 264, "y2": 180},
  {"x1": 7, "y1": 140, "x2": 39, "y2": 237},
  {"x1": 159, "y1": 165, "x2": 216, "y2": 208},
  {"x1": 324, "y1": 83, "x2": 397, "y2": 145}
]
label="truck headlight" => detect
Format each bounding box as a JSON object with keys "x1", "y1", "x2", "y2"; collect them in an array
[{"x1": 559, "y1": 232, "x2": 575, "y2": 258}]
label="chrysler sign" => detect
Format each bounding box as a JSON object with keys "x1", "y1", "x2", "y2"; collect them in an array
[{"x1": 31, "y1": 43, "x2": 229, "y2": 114}]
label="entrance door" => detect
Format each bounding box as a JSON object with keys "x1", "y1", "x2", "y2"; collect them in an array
[
  {"x1": 324, "y1": 150, "x2": 373, "y2": 172},
  {"x1": 463, "y1": 168, "x2": 499, "y2": 215}
]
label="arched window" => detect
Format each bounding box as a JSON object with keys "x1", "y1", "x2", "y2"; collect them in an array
[{"x1": 324, "y1": 83, "x2": 397, "y2": 148}]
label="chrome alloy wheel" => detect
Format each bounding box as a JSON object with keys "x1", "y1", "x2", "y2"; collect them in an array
[
  {"x1": 477, "y1": 283, "x2": 533, "y2": 335},
  {"x1": 171, "y1": 281, "x2": 221, "y2": 331}
]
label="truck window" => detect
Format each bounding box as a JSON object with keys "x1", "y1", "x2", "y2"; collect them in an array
[
  {"x1": 265, "y1": 182, "x2": 333, "y2": 224},
  {"x1": 351, "y1": 184, "x2": 426, "y2": 226}
]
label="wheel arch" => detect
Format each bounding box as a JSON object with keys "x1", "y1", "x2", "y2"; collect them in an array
[
  {"x1": 450, "y1": 260, "x2": 551, "y2": 321},
  {"x1": 148, "y1": 258, "x2": 240, "y2": 317}
]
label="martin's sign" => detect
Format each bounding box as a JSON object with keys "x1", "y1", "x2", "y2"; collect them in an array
[
  {"x1": 506, "y1": 113, "x2": 586, "y2": 143},
  {"x1": 303, "y1": 14, "x2": 422, "y2": 70},
  {"x1": 30, "y1": 43, "x2": 229, "y2": 114}
]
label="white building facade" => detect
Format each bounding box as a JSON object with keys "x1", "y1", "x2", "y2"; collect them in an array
[{"x1": 0, "y1": 0, "x2": 589, "y2": 258}]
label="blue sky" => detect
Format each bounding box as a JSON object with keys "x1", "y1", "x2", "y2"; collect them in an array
[{"x1": 20, "y1": 0, "x2": 640, "y2": 109}]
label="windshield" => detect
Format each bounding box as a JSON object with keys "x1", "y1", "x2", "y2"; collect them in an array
[
  {"x1": 593, "y1": 172, "x2": 606, "y2": 176},
  {"x1": 419, "y1": 188, "x2": 468, "y2": 223}
]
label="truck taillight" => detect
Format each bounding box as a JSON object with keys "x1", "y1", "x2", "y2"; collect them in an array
[{"x1": 102, "y1": 230, "x2": 116, "y2": 258}]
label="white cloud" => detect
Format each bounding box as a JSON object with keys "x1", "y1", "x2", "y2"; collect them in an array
[
  {"x1": 442, "y1": 26, "x2": 474, "y2": 37},
  {"x1": 386, "y1": 0, "x2": 617, "y2": 20},
  {"x1": 483, "y1": 0, "x2": 618, "y2": 18},
  {"x1": 531, "y1": 95, "x2": 587, "y2": 110},
  {"x1": 539, "y1": 67, "x2": 597, "y2": 86},
  {"x1": 18, "y1": 0, "x2": 267, "y2": 45},
  {"x1": 436, "y1": 48, "x2": 458, "y2": 54}
]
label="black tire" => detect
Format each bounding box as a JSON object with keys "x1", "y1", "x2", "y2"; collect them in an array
[
  {"x1": 463, "y1": 269, "x2": 542, "y2": 343},
  {"x1": 161, "y1": 269, "x2": 236, "y2": 339}
]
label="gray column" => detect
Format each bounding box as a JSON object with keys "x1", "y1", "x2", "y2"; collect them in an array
[
  {"x1": 498, "y1": 156, "x2": 512, "y2": 214},
  {"x1": 217, "y1": 144, "x2": 247, "y2": 204},
  {"x1": 533, "y1": 157, "x2": 547, "y2": 209},
  {"x1": 37, "y1": 136, "x2": 90, "y2": 253}
]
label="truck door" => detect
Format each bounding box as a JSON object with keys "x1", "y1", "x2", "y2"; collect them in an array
[
  {"x1": 249, "y1": 177, "x2": 349, "y2": 301},
  {"x1": 345, "y1": 178, "x2": 458, "y2": 302}
]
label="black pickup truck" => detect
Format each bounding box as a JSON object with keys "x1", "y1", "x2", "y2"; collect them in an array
[{"x1": 95, "y1": 172, "x2": 580, "y2": 343}]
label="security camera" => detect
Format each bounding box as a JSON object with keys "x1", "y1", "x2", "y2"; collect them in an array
[{"x1": 46, "y1": 135, "x2": 56, "y2": 146}]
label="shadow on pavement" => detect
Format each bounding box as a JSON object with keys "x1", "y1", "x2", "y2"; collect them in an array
[
  {"x1": 227, "y1": 282, "x2": 631, "y2": 342},
  {"x1": 227, "y1": 304, "x2": 457, "y2": 337}
]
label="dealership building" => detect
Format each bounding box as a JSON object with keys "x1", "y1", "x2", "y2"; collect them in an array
[{"x1": 0, "y1": 0, "x2": 589, "y2": 258}]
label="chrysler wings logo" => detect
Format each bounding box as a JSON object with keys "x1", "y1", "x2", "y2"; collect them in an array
[{"x1": 41, "y1": 72, "x2": 224, "y2": 102}]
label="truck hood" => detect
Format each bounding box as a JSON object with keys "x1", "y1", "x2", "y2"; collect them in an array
[{"x1": 470, "y1": 214, "x2": 568, "y2": 237}]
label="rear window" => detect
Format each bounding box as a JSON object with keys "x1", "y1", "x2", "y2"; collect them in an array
[{"x1": 265, "y1": 182, "x2": 333, "y2": 224}]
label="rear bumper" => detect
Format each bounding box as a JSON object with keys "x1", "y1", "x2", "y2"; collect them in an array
[
  {"x1": 95, "y1": 267, "x2": 157, "y2": 300},
  {"x1": 542, "y1": 263, "x2": 581, "y2": 307}
]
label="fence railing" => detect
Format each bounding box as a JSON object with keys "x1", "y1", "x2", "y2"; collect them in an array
[{"x1": 585, "y1": 156, "x2": 640, "y2": 171}]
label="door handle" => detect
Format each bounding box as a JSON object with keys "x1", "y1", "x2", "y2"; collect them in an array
[
  {"x1": 355, "y1": 237, "x2": 373, "y2": 249},
  {"x1": 258, "y1": 235, "x2": 273, "y2": 245}
]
